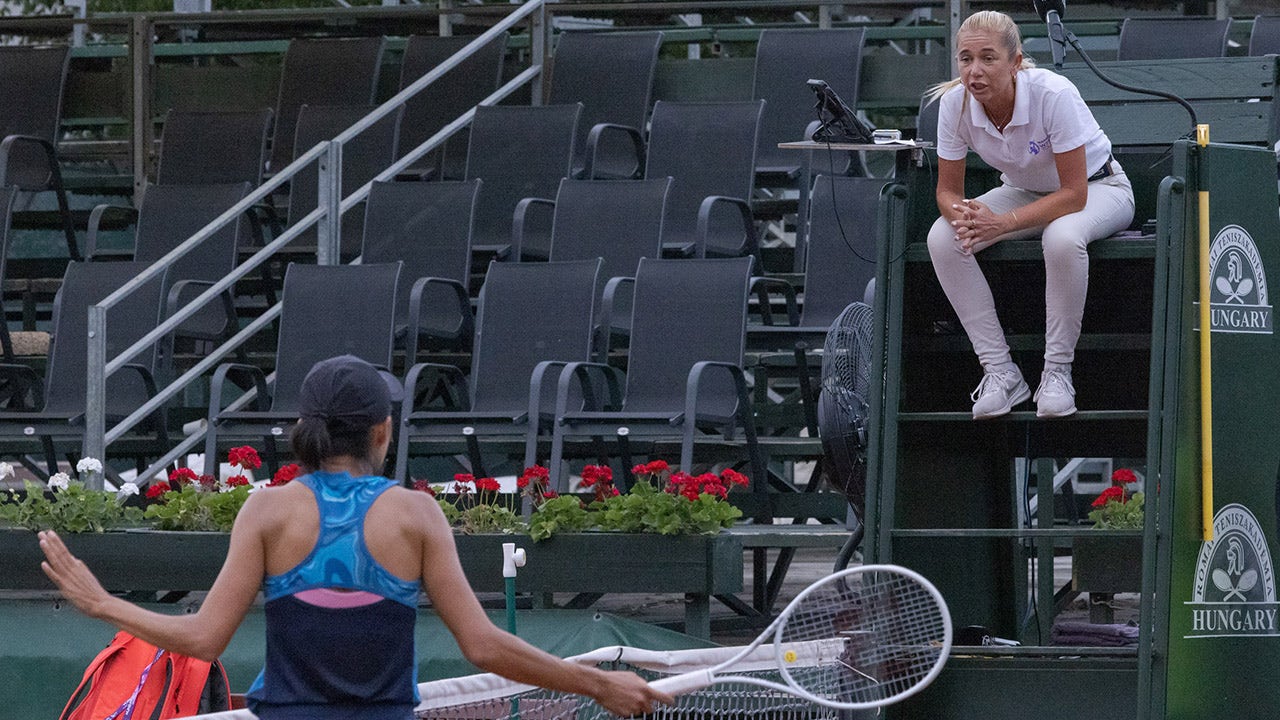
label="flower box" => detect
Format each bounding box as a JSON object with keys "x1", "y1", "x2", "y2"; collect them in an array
[
  {"x1": 0, "y1": 527, "x2": 742, "y2": 637},
  {"x1": 1072, "y1": 533, "x2": 1143, "y2": 594}
]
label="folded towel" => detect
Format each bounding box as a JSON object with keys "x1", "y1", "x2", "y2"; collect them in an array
[{"x1": 1051, "y1": 621, "x2": 1139, "y2": 647}]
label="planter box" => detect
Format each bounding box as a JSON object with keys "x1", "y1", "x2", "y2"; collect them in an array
[
  {"x1": 1072, "y1": 534, "x2": 1143, "y2": 594},
  {"x1": 0, "y1": 527, "x2": 230, "y2": 592},
  {"x1": 0, "y1": 528, "x2": 742, "y2": 637}
]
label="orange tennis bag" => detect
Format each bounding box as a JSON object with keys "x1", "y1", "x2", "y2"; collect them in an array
[{"x1": 59, "y1": 630, "x2": 231, "y2": 720}]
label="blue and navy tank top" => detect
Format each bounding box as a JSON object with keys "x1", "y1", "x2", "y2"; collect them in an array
[{"x1": 245, "y1": 471, "x2": 421, "y2": 720}]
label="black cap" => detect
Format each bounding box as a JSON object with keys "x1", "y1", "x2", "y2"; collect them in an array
[{"x1": 298, "y1": 355, "x2": 403, "y2": 426}]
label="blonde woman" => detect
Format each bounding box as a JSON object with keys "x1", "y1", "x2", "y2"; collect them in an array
[{"x1": 926, "y1": 10, "x2": 1134, "y2": 419}]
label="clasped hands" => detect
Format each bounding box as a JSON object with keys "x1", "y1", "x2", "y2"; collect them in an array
[{"x1": 949, "y1": 198, "x2": 1013, "y2": 253}]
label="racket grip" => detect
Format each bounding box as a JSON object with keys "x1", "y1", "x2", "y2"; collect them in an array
[{"x1": 649, "y1": 670, "x2": 715, "y2": 696}]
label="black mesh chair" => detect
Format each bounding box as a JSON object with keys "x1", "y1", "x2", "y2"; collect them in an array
[
  {"x1": 395, "y1": 259, "x2": 601, "y2": 481},
  {"x1": 286, "y1": 104, "x2": 403, "y2": 258},
  {"x1": 752, "y1": 28, "x2": 866, "y2": 180},
  {"x1": 0, "y1": 45, "x2": 78, "y2": 261},
  {"x1": 398, "y1": 34, "x2": 507, "y2": 179},
  {"x1": 269, "y1": 37, "x2": 386, "y2": 173},
  {"x1": 464, "y1": 104, "x2": 581, "y2": 259},
  {"x1": 86, "y1": 182, "x2": 253, "y2": 358},
  {"x1": 1116, "y1": 17, "x2": 1230, "y2": 60},
  {"x1": 204, "y1": 263, "x2": 401, "y2": 472},
  {"x1": 533, "y1": 257, "x2": 764, "y2": 493},
  {"x1": 156, "y1": 109, "x2": 273, "y2": 187},
  {"x1": 1250, "y1": 16, "x2": 1280, "y2": 56},
  {"x1": 0, "y1": 261, "x2": 166, "y2": 475},
  {"x1": 642, "y1": 101, "x2": 763, "y2": 260},
  {"x1": 515, "y1": 177, "x2": 669, "y2": 341},
  {"x1": 0, "y1": 187, "x2": 17, "y2": 362},
  {"x1": 360, "y1": 179, "x2": 479, "y2": 354},
  {"x1": 549, "y1": 31, "x2": 662, "y2": 179}
]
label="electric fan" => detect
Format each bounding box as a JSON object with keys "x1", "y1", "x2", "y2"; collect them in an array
[{"x1": 818, "y1": 301, "x2": 876, "y2": 565}]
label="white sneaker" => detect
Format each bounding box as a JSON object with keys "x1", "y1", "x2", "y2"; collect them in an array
[
  {"x1": 1034, "y1": 369, "x2": 1077, "y2": 418},
  {"x1": 970, "y1": 368, "x2": 1030, "y2": 420}
]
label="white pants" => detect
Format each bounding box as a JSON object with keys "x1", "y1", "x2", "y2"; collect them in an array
[{"x1": 927, "y1": 171, "x2": 1135, "y2": 371}]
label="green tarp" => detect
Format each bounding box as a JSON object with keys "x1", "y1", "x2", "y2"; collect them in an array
[{"x1": 0, "y1": 600, "x2": 712, "y2": 720}]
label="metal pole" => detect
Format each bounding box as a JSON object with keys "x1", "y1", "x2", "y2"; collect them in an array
[
  {"x1": 530, "y1": 0, "x2": 549, "y2": 105},
  {"x1": 84, "y1": 306, "x2": 108, "y2": 489},
  {"x1": 130, "y1": 15, "x2": 154, "y2": 207},
  {"x1": 317, "y1": 141, "x2": 342, "y2": 265},
  {"x1": 438, "y1": 0, "x2": 453, "y2": 36}
]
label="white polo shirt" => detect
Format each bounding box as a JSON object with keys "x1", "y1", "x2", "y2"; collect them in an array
[{"x1": 936, "y1": 67, "x2": 1112, "y2": 193}]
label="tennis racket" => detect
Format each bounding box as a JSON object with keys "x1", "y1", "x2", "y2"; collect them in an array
[{"x1": 649, "y1": 564, "x2": 952, "y2": 710}]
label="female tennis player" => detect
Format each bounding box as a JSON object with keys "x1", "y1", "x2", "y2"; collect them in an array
[
  {"x1": 926, "y1": 10, "x2": 1135, "y2": 420},
  {"x1": 38, "y1": 355, "x2": 673, "y2": 719}
]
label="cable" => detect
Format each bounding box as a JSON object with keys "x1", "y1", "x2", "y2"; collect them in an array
[{"x1": 817, "y1": 140, "x2": 914, "y2": 269}]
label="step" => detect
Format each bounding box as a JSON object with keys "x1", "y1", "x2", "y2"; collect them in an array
[
  {"x1": 896, "y1": 409, "x2": 1147, "y2": 422},
  {"x1": 903, "y1": 234, "x2": 1157, "y2": 263},
  {"x1": 908, "y1": 332, "x2": 1152, "y2": 353}
]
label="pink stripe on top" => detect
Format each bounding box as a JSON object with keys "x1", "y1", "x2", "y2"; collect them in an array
[{"x1": 293, "y1": 588, "x2": 385, "y2": 608}]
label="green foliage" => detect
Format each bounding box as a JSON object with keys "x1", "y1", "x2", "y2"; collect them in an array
[
  {"x1": 144, "y1": 485, "x2": 250, "y2": 532},
  {"x1": 455, "y1": 503, "x2": 525, "y2": 535},
  {"x1": 0, "y1": 480, "x2": 143, "y2": 533},
  {"x1": 1088, "y1": 491, "x2": 1145, "y2": 530},
  {"x1": 594, "y1": 481, "x2": 741, "y2": 536},
  {"x1": 528, "y1": 495, "x2": 593, "y2": 542},
  {"x1": 530, "y1": 482, "x2": 743, "y2": 542}
]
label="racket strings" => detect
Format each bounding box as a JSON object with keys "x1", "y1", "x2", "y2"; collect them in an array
[{"x1": 776, "y1": 571, "x2": 949, "y2": 704}]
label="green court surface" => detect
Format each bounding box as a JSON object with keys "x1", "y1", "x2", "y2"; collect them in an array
[{"x1": 0, "y1": 600, "x2": 712, "y2": 719}]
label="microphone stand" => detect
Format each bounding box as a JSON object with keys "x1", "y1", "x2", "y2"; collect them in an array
[{"x1": 1056, "y1": 25, "x2": 1198, "y2": 133}]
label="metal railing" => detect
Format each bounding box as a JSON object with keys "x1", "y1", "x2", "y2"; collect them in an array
[{"x1": 79, "y1": 0, "x2": 552, "y2": 489}]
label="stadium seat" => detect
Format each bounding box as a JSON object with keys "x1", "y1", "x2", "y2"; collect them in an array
[
  {"x1": 155, "y1": 109, "x2": 273, "y2": 187},
  {"x1": 268, "y1": 37, "x2": 386, "y2": 173},
  {"x1": 0, "y1": 261, "x2": 166, "y2": 476},
  {"x1": 515, "y1": 177, "x2": 670, "y2": 342},
  {"x1": 0, "y1": 187, "x2": 17, "y2": 361},
  {"x1": 533, "y1": 257, "x2": 764, "y2": 493},
  {"x1": 86, "y1": 182, "x2": 253, "y2": 362},
  {"x1": 398, "y1": 34, "x2": 507, "y2": 180},
  {"x1": 395, "y1": 259, "x2": 601, "y2": 481},
  {"x1": 285, "y1": 103, "x2": 403, "y2": 258},
  {"x1": 751, "y1": 28, "x2": 867, "y2": 180},
  {"x1": 548, "y1": 30, "x2": 663, "y2": 179},
  {"x1": 639, "y1": 100, "x2": 763, "y2": 259},
  {"x1": 360, "y1": 179, "x2": 480, "y2": 355},
  {"x1": 463, "y1": 103, "x2": 581, "y2": 260},
  {"x1": 1116, "y1": 17, "x2": 1229, "y2": 60},
  {"x1": 0, "y1": 45, "x2": 78, "y2": 261},
  {"x1": 203, "y1": 262, "x2": 401, "y2": 473},
  {"x1": 1249, "y1": 15, "x2": 1280, "y2": 56}
]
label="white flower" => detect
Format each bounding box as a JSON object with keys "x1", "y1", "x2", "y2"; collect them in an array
[
  {"x1": 116, "y1": 482, "x2": 140, "y2": 499},
  {"x1": 0, "y1": 462, "x2": 13, "y2": 480},
  {"x1": 48, "y1": 472, "x2": 71, "y2": 492},
  {"x1": 76, "y1": 457, "x2": 103, "y2": 475}
]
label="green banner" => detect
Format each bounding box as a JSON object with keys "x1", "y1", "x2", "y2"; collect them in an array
[{"x1": 1162, "y1": 142, "x2": 1280, "y2": 717}]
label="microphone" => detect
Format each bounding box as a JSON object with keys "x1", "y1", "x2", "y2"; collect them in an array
[{"x1": 1033, "y1": 0, "x2": 1068, "y2": 69}]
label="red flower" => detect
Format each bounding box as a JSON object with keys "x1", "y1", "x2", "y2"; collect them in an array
[
  {"x1": 169, "y1": 467, "x2": 198, "y2": 486},
  {"x1": 145, "y1": 481, "x2": 171, "y2": 500},
  {"x1": 580, "y1": 465, "x2": 612, "y2": 488},
  {"x1": 453, "y1": 473, "x2": 475, "y2": 486},
  {"x1": 720, "y1": 468, "x2": 749, "y2": 487},
  {"x1": 1091, "y1": 485, "x2": 1125, "y2": 508},
  {"x1": 644, "y1": 460, "x2": 669, "y2": 475},
  {"x1": 412, "y1": 480, "x2": 436, "y2": 496},
  {"x1": 269, "y1": 463, "x2": 302, "y2": 487},
  {"x1": 225, "y1": 475, "x2": 250, "y2": 488},
  {"x1": 475, "y1": 477, "x2": 501, "y2": 493},
  {"x1": 542, "y1": 490, "x2": 559, "y2": 499},
  {"x1": 197, "y1": 474, "x2": 217, "y2": 490},
  {"x1": 630, "y1": 463, "x2": 650, "y2": 477},
  {"x1": 228, "y1": 446, "x2": 262, "y2": 471},
  {"x1": 1111, "y1": 468, "x2": 1138, "y2": 485}
]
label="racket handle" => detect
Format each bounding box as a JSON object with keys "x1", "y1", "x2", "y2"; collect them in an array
[{"x1": 649, "y1": 670, "x2": 715, "y2": 696}]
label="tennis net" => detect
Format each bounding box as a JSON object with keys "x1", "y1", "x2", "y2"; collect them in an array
[{"x1": 173, "y1": 644, "x2": 842, "y2": 720}]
